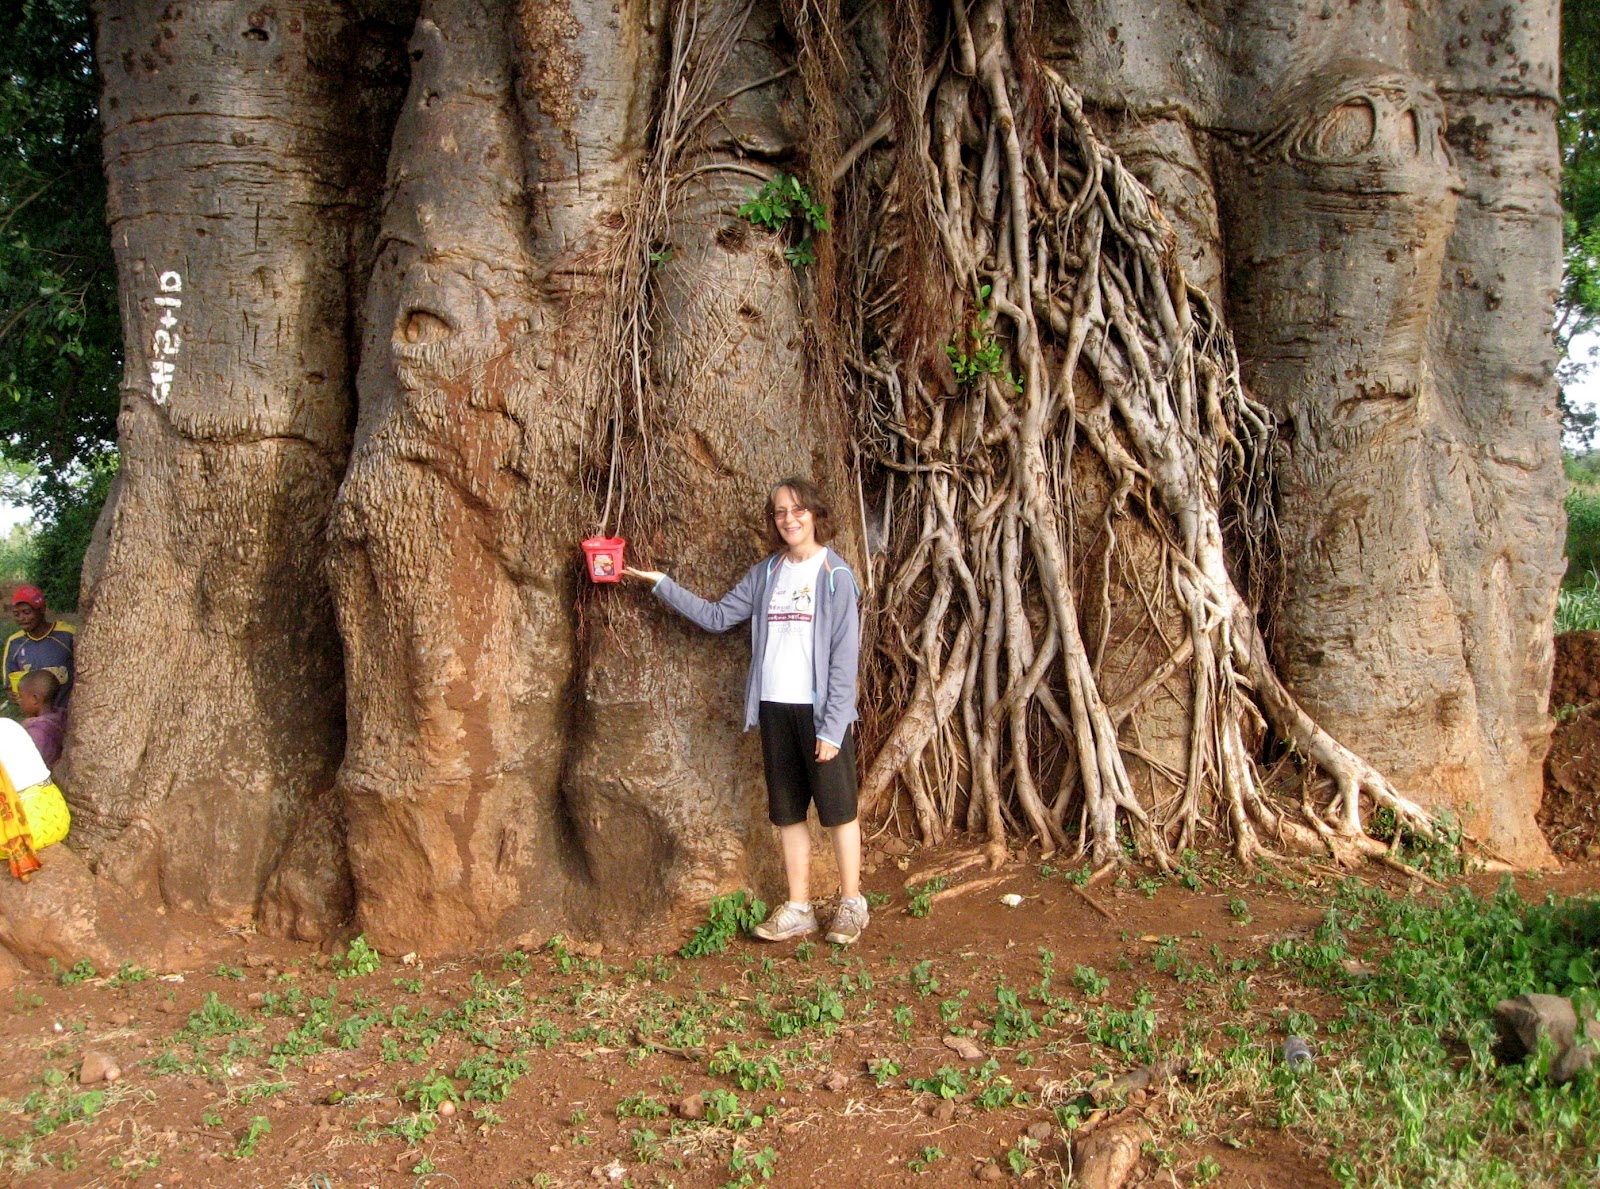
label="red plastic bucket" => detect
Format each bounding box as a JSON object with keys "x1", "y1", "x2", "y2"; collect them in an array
[{"x1": 581, "y1": 536, "x2": 626, "y2": 583}]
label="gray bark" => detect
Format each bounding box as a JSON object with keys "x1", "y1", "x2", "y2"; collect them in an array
[
  {"x1": 60, "y1": 0, "x2": 409, "y2": 934},
  {"x1": 1047, "y1": 0, "x2": 1565, "y2": 863}
]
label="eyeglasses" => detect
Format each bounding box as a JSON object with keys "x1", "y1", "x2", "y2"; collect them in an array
[{"x1": 772, "y1": 505, "x2": 810, "y2": 522}]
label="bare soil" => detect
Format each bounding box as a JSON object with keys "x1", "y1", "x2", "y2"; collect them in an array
[
  {"x1": 1541, "y1": 631, "x2": 1600, "y2": 860},
  {"x1": 4, "y1": 844, "x2": 1598, "y2": 1189},
  {"x1": 1550, "y1": 630, "x2": 1600, "y2": 709}
]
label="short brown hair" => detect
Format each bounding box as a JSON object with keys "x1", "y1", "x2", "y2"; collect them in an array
[
  {"x1": 18, "y1": 669, "x2": 59, "y2": 706},
  {"x1": 764, "y1": 476, "x2": 837, "y2": 552}
]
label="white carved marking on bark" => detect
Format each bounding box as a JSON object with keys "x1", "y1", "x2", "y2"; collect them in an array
[{"x1": 149, "y1": 271, "x2": 183, "y2": 406}]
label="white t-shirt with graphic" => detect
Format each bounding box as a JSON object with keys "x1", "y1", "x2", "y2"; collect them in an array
[{"x1": 761, "y1": 551, "x2": 827, "y2": 704}]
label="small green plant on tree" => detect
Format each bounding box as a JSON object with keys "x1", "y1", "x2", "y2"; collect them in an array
[
  {"x1": 945, "y1": 284, "x2": 1022, "y2": 392},
  {"x1": 739, "y1": 173, "x2": 829, "y2": 266}
]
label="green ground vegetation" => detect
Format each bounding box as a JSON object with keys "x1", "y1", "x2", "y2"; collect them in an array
[
  {"x1": 1561, "y1": 452, "x2": 1600, "y2": 631},
  {"x1": 0, "y1": 869, "x2": 1595, "y2": 1187}
]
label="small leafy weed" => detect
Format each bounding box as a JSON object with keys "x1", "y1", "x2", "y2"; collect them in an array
[{"x1": 682, "y1": 892, "x2": 768, "y2": 958}]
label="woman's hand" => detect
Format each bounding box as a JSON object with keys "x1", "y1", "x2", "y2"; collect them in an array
[
  {"x1": 814, "y1": 740, "x2": 839, "y2": 763},
  {"x1": 622, "y1": 566, "x2": 666, "y2": 584}
]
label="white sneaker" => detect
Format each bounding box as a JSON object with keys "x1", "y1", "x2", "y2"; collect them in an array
[
  {"x1": 826, "y1": 896, "x2": 870, "y2": 945},
  {"x1": 752, "y1": 902, "x2": 818, "y2": 941}
]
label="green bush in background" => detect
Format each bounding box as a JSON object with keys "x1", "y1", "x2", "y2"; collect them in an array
[
  {"x1": 1566, "y1": 450, "x2": 1600, "y2": 579},
  {"x1": 30, "y1": 461, "x2": 114, "y2": 612},
  {"x1": 1567, "y1": 484, "x2": 1600, "y2": 585},
  {"x1": 0, "y1": 455, "x2": 115, "y2": 614},
  {"x1": 1557, "y1": 572, "x2": 1600, "y2": 632},
  {"x1": 0, "y1": 524, "x2": 34, "y2": 589},
  {"x1": 1561, "y1": 454, "x2": 1600, "y2": 632}
]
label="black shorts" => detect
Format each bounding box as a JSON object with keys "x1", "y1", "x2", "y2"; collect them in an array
[{"x1": 758, "y1": 701, "x2": 858, "y2": 828}]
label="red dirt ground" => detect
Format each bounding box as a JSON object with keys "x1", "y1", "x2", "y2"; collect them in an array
[
  {"x1": 1550, "y1": 630, "x2": 1600, "y2": 709},
  {"x1": 0, "y1": 637, "x2": 1594, "y2": 1187},
  {"x1": 3, "y1": 846, "x2": 1597, "y2": 1189},
  {"x1": 1541, "y1": 632, "x2": 1600, "y2": 860}
]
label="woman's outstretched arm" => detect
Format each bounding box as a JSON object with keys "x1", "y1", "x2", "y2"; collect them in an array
[{"x1": 626, "y1": 562, "x2": 763, "y2": 634}]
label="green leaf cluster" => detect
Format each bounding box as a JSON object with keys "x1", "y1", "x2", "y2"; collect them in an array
[
  {"x1": 333, "y1": 934, "x2": 383, "y2": 979},
  {"x1": 0, "y1": 0, "x2": 120, "y2": 470},
  {"x1": 944, "y1": 285, "x2": 1020, "y2": 393},
  {"x1": 767, "y1": 982, "x2": 845, "y2": 1038},
  {"x1": 738, "y1": 173, "x2": 829, "y2": 267},
  {"x1": 1560, "y1": 1, "x2": 1600, "y2": 445},
  {"x1": 680, "y1": 891, "x2": 767, "y2": 958},
  {"x1": 49, "y1": 956, "x2": 96, "y2": 985},
  {"x1": 906, "y1": 876, "x2": 945, "y2": 918},
  {"x1": 905, "y1": 1065, "x2": 966, "y2": 1099}
]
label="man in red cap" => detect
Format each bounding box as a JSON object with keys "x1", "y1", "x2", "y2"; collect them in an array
[{"x1": 4, "y1": 586, "x2": 75, "y2": 711}]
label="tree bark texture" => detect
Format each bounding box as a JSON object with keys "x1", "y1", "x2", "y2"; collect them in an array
[
  {"x1": 1046, "y1": 0, "x2": 1565, "y2": 863},
  {"x1": 60, "y1": 0, "x2": 410, "y2": 938},
  {"x1": 325, "y1": 0, "x2": 854, "y2": 951},
  {"x1": 26, "y1": 0, "x2": 1564, "y2": 963}
]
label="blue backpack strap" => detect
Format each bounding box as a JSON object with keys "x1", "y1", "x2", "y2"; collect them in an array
[{"x1": 821, "y1": 551, "x2": 857, "y2": 595}]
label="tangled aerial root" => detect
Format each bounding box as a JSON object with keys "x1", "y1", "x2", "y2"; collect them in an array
[{"x1": 838, "y1": 0, "x2": 1440, "y2": 868}]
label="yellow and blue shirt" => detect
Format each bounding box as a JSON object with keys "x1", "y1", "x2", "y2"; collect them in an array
[{"x1": 4, "y1": 622, "x2": 75, "y2": 708}]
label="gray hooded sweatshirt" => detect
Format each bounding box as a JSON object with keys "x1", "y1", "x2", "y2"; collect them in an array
[{"x1": 651, "y1": 547, "x2": 859, "y2": 747}]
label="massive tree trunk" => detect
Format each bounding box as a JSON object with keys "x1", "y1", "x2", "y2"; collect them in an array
[
  {"x1": 318, "y1": 0, "x2": 854, "y2": 952},
  {"x1": 60, "y1": 0, "x2": 410, "y2": 937},
  {"x1": 9, "y1": 0, "x2": 1562, "y2": 964}
]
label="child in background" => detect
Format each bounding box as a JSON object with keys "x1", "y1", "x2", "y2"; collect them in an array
[{"x1": 18, "y1": 670, "x2": 65, "y2": 768}]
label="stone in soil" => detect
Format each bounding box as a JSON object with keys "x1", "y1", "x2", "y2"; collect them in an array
[
  {"x1": 1073, "y1": 1119, "x2": 1152, "y2": 1189},
  {"x1": 1494, "y1": 993, "x2": 1600, "y2": 1084},
  {"x1": 943, "y1": 1033, "x2": 986, "y2": 1061},
  {"x1": 78, "y1": 1049, "x2": 119, "y2": 1085}
]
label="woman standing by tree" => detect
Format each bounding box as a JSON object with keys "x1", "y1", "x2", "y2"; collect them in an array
[{"x1": 623, "y1": 478, "x2": 867, "y2": 945}]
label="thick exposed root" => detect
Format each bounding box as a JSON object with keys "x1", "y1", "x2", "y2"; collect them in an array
[{"x1": 845, "y1": 0, "x2": 1447, "y2": 867}]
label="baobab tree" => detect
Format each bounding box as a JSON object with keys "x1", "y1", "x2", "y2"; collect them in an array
[{"x1": 0, "y1": 0, "x2": 1563, "y2": 967}]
